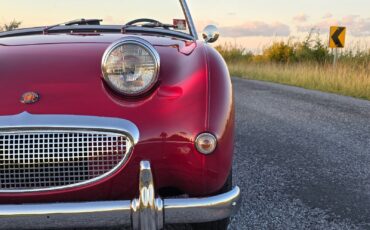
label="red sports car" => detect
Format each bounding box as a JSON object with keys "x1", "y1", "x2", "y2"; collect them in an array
[{"x1": 0, "y1": 0, "x2": 240, "y2": 229}]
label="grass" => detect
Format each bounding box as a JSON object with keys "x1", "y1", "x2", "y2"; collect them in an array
[
  {"x1": 216, "y1": 33, "x2": 370, "y2": 101},
  {"x1": 228, "y1": 62, "x2": 370, "y2": 100}
]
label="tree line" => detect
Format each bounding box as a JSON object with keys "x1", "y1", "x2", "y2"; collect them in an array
[{"x1": 216, "y1": 31, "x2": 370, "y2": 67}]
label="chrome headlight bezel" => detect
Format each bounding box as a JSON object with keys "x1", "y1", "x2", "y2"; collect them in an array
[{"x1": 101, "y1": 37, "x2": 160, "y2": 96}]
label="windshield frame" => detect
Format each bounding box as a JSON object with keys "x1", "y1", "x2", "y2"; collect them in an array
[
  {"x1": 179, "y1": 0, "x2": 198, "y2": 40},
  {"x1": 0, "y1": 0, "x2": 199, "y2": 40}
]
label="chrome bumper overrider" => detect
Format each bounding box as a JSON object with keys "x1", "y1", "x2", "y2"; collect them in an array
[{"x1": 0, "y1": 161, "x2": 241, "y2": 229}]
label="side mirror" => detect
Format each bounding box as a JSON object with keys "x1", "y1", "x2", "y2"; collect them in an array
[{"x1": 202, "y1": 25, "x2": 220, "y2": 43}]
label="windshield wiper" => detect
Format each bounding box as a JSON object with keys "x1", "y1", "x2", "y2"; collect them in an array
[
  {"x1": 141, "y1": 22, "x2": 174, "y2": 29},
  {"x1": 43, "y1": 18, "x2": 102, "y2": 34}
]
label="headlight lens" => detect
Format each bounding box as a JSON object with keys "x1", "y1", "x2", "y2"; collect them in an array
[{"x1": 102, "y1": 39, "x2": 160, "y2": 96}]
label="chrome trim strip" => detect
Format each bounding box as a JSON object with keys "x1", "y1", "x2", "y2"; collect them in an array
[
  {"x1": 0, "y1": 112, "x2": 139, "y2": 144},
  {"x1": 0, "y1": 201, "x2": 132, "y2": 229},
  {"x1": 0, "y1": 112, "x2": 140, "y2": 193},
  {"x1": 179, "y1": 0, "x2": 198, "y2": 40},
  {"x1": 164, "y1": 187, "x2": 241, "y2": 224}
]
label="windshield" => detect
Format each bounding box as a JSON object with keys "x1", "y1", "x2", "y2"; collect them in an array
[{"x1": 0, "y1": 0, "x2": 194, "y2": 36}]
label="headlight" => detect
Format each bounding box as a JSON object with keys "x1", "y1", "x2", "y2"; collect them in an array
[{"x1": 102, "y1": 38, "x2": 160, "y2": 96}]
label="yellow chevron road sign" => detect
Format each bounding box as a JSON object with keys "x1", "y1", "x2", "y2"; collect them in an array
[{"x1": 329, "y1": 26, "x2": 346, "y2": 48}]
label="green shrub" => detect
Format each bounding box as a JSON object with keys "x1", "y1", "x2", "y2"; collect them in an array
[
  {"x1": 215, "y1": 43, "x2": 253, "y2": 63},
  {"x1": 216, "y1": 31, "x2": 369, "y2": 67},
  {"x1": 263, "y1": 41, "x2": 295, "y2": 63},
  {"x1": 0, "y1": 20, "x2": 21, "y2": 32}
]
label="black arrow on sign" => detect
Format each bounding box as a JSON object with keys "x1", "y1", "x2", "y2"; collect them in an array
[{"x1": 331, "y1": 27, "x2": 345, "y2": 48}]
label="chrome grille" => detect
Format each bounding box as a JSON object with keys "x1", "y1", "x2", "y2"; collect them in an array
[{"x1": 0, "y1": 130, "x2": 132, "y2": 192}]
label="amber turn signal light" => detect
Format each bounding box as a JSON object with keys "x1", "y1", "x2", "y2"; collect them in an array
[{"x1": 195, "y1": 133, "x2": 217, "y2": 155}]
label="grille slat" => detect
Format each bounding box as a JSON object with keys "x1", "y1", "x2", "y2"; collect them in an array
[{"x1": 0, "y1": 130, "x2": 131, "y2": 192}]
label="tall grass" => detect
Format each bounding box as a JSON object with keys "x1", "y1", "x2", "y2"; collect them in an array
[
  {"x1": 229, "y1": 62, "x2": 369, "y2": 100},
  {"x1": 216, "y1": 33, "x2": 370, "y2": 100}
]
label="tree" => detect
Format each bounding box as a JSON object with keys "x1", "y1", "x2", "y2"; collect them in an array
[{"x1": 0, "y1": 20, "x2": 22, "y2": 32}]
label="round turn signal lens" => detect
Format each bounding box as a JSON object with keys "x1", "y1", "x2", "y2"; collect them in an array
[{"x1": 195, "y1": 133, "x2": 217, "y2": 155}]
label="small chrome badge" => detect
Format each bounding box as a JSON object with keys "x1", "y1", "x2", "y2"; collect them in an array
[{"x1": 20, "y1": 92, "x2": 40, "y2": 104}]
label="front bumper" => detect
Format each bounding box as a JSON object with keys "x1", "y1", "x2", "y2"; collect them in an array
[{"x1": 0, "y1": 161, "x2": 241, "y2": 229}]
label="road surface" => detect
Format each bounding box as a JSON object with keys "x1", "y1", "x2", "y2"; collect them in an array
[{"x1": 229, "y1": 78, "x2": 370, "y2": 230}]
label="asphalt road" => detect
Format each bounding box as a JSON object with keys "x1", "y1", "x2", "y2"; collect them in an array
[
  {"x1": 65, "y1": 78, "x2": 370, "y2": 229},
  {"x1": 229, "y1": 78, "x2": 370, "y2": 230}
]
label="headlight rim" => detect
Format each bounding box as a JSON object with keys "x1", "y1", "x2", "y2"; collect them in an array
[{"x1": 101, "y1": 37, "x2": 160, "y2": 97}]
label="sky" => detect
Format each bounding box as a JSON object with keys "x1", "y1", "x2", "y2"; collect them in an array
[
  {"x1": 190, "y1": 0, "x2": 370, "y2": 51},
  {"x1": 1, "y1": 0, "x2": 369, "y2": 51}
]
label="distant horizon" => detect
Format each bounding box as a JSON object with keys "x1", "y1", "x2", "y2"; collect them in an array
[{"x1": 216, "y1": 34, "x2": 370, "y2": 53}]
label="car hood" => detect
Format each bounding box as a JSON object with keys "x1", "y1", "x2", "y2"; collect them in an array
[{"x1": 0, "y1": 34, "x2": 208, "y2": 136}]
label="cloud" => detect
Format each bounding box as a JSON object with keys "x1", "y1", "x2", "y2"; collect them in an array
[
  {"x1": 322, "y1": 13, "x2": 333, "y2": 19},
  {"x1": 196, "y1": 20, "x2": 219, "y2": 32},
  {"x1": 293, "y1": 13, "x2": 309, "y2": 23},
  {"x1": 219, "y1": 21, "x2": 291, "y2": 37},
  {"x1": 343, "y1": 15, "x2": 370, "y2": 36},
  {"x1": 297, "y1": 18, "x2": 337, "y2": 33},
  {"x1": 297, "y1": 15, "x2": 370, "y2": 36}
]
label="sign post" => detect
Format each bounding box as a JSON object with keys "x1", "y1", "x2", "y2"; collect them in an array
[{"x1": 329, "y1": 26, "x2": 346, "y2": 66}]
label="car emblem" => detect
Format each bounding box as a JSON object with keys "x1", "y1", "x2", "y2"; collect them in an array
[{"x1": 20, "y1": 92, "x2": 40, "y2": 104}]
